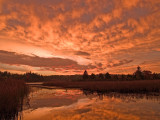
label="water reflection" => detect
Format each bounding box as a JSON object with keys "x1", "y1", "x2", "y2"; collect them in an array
[
  {"x1": 18, "y1": 86, "x2": 160, "y2": 120},
  {"x1": 83, "y1": 89, "x2": 160, "y2": 102}
]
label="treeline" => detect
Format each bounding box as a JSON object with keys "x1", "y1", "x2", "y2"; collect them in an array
[
  {"x1": 0, "y1": 71, "x2": 44, "y2": 82},
  {"x1": 0, "y1": 71, "x2": 81, "y2": 82},
  {"x1": 0, "y1": 66, "x2": 160, "y2": 82},
  {"x1": 83, "y1": 66, "x2": 160, "y2": 81}
]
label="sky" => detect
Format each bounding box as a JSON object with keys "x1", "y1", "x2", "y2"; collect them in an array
[{"x1": 0, "y1": 0, "x2": 160, "y2": 75}]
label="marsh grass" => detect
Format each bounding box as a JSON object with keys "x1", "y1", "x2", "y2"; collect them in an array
[
  {"x1": 43, "y1": 80, "x2": 160, "y2": 93},
  {"x1": 0, "y1": 79, "x2": 28, "y2": 120}
]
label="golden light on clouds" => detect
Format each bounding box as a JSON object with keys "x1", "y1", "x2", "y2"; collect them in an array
[{"x1": 0, "y1": 0, "x2": 160, "y2": 75}]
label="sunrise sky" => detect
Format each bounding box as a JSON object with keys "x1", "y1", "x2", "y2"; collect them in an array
[{"x1": 0, "y1": 0, "x2": 160, "y2": 75}]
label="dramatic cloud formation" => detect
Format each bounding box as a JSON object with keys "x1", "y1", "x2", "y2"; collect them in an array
[
  {"x1": 0, "y1": 50, "x2": 96, "y2": 74},
  {"x1": 0, "y1": 0, "x2": 160, "y2": 74}
]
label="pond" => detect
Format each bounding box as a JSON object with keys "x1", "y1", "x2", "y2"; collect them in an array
[{"x1": 18, "y1": 85, "x2": 160, "y2": 120}]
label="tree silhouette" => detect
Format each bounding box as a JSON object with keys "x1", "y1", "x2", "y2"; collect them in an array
[
  {"x1": 83, "y1": 70, "x2": 89, "y2": 79},
  {"x1": 121, "y1": 74, "x2": 125, "y2": 80},
  {"x1": 134, "y1": 66, "x2": 143, "y2": 80},
  {"x1": 143, "y1": 70, "x2": 152, "y2": 79},
  {"x1": 105, "y1": 72, "x2": 111, "y2": 80},
  {"x1": 126, "y1": 74, "x2": 133, "y2": 80},
  {"x1": 90, "y1": 73, "x2": 96, "y2": 79},
  {"x1": 152, "y1": 73, "x2": 160, "y2": 79},
  {"x1": 98, "y1": 73, "x2": 104, "y2": 80}
]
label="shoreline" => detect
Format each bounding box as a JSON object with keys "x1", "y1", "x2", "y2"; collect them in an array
[{"x1": 43, "y1": 80, "x2": 160, "y2": 94}]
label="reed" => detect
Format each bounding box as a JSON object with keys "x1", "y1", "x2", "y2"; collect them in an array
[
  {"x1": 0, "y1": 79, "x2": 28, "y2": 120},
  {"x1": 43, "y1": 80, "x2": 160, "y2": 93}
]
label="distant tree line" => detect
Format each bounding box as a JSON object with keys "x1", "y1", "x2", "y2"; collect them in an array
[
  {"x1": 83, "y1": 66, "x2": 160, "y2": 81},
  {"x1": 0, "y1": 71, "x2": 82, "y2": 82},
  {"x1": 0, "y1": 71, "x2": 44, "y2": 82},
  {"x1": 0, "y1": 66, "x2": 160, "y2": 82}
]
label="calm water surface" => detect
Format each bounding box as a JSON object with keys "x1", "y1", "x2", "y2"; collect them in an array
[{"x1": 18, "y1": 85, "x2": 160, "y2": 120}]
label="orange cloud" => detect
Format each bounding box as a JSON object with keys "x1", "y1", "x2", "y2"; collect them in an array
[{"x1": 0, "y1": 0, "x2": 160, "y2": 74}]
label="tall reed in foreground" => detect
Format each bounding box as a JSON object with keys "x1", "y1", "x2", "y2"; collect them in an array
[{"x1": 0, "y1": 79, "x2": 28, "y2": 120}]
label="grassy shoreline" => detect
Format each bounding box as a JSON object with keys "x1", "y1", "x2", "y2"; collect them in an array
[
  {"x1": 43, "y1": 80, "x2": 160, "y2": 93},
  {"x1": 0, "y1": 79, "x2": 29, "y2": 120}
]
